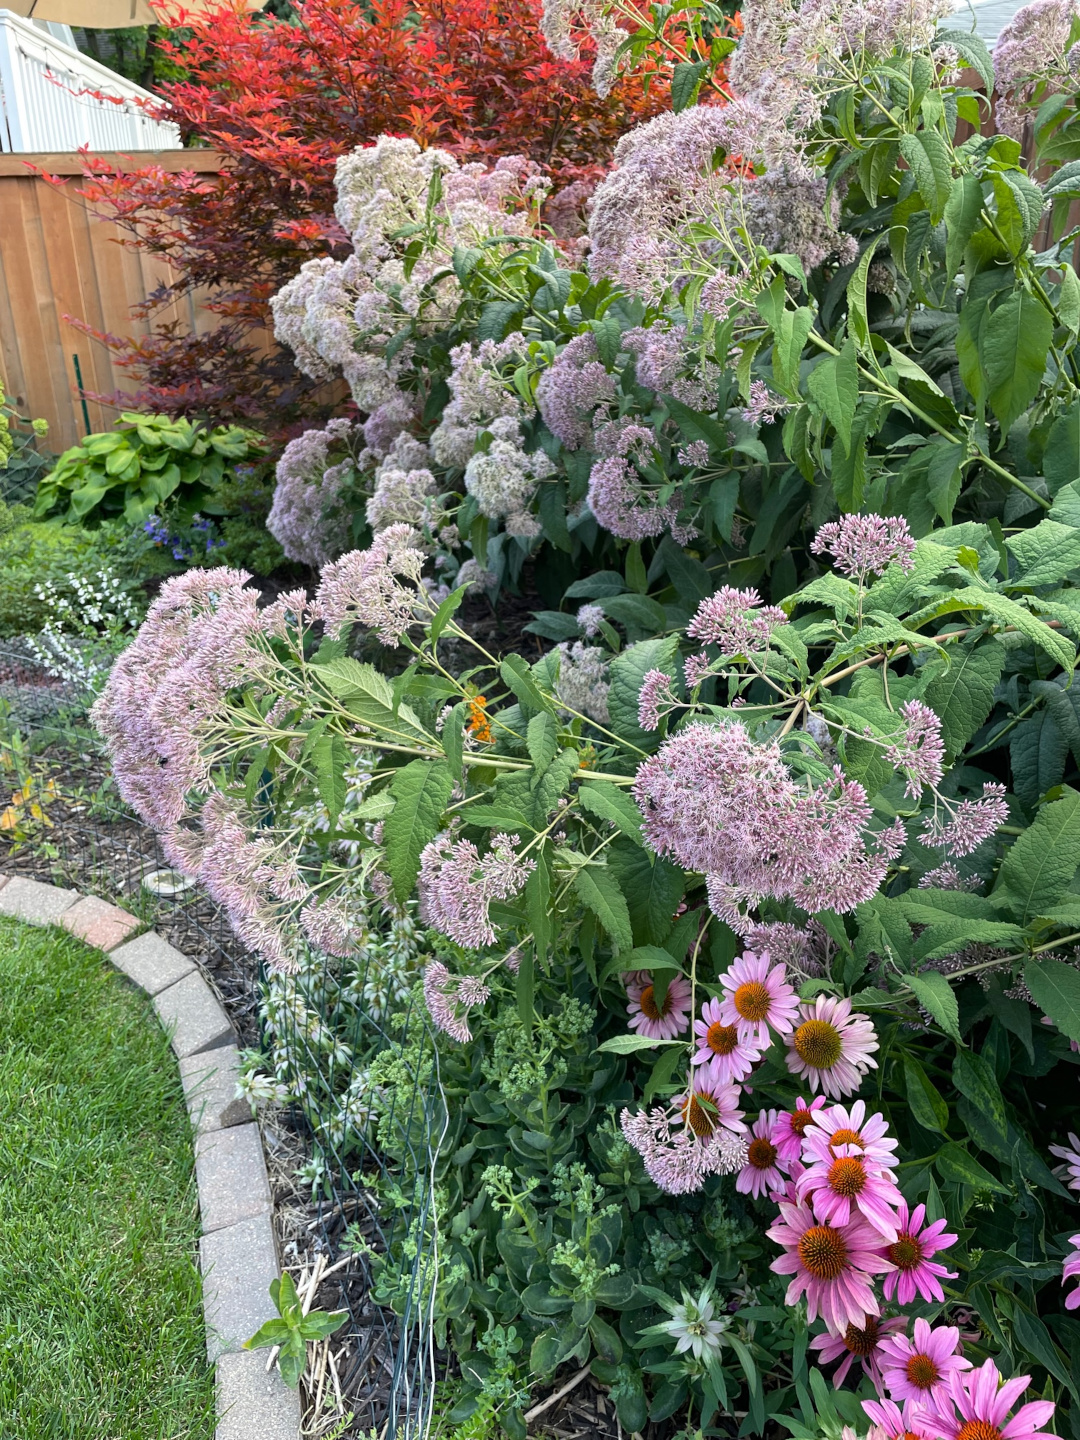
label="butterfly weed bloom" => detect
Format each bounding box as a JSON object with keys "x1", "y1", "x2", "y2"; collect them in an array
[
  {"x1": 786, "y1": 995, "x2": 880, "y2": 1098},
  {"x1": 736, "y1": 1109, "x2": 790, "y2": 1198},
  {"x1": 882, "y1": 1201, "x2": 959, "y2": 1304},
  {"x1": 693, "y1": 996, "x2": 763, "y2": 1085},
  {"x1": 634, "y1": 721, "x2": 906, "y2": 923},
  {"x1": 626, "y1": 972, "x2": 693, "y2": 1042},
  {"x1": 717, "y1": 949, "x2": 800, "y2": 1047},
  {"x1": 422, "y1": 960, "x2": 492, "y2": 1043},
  {"x1": 767, "y1": 1201, "x2": 895, "y2": 1334},
  {"x1": 1049, "y1": 1131, "x2": 1080, "y2": 1191},
  {"x1": 314, "y1": 524, "x2": 427, "y2": 645},
  {"x1": 686, "y1": 585, "x2": 790, "y2": 656},
  {"x1": 1063, "y1": 1233, "x2": 1080, "y2": 1310},
  {"x1": 879, "y1": 1319, "x2": 972, "y2": 1406},
  {"x1": 922, "y1": 783, "x2": 1010, "y2": 857},
  {"x1": 773, "y1": 1094, "x2": 828, "y2": 1163},
  {"x1": 929, "y1": 1358, "x2": 1057, "y2": 1440},
  {"x1": 810, "y1": 1314, "x2": 906, "y2": 1388},
  {"x1": 620, "y1": 1096, "x2": 748, "y2": 1194},
  {"x1": 418, "y1": 831, "x2": 535, "y2": 949}
]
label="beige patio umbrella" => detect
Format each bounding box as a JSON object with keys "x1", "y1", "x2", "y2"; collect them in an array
[{"x1": 3, "y1": 0, "x2": 258, "y2": 24}]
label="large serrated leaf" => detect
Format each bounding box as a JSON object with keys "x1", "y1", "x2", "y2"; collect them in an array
[
  {"x1": 384, "y1": 760, "x2": 454, "y2": 903},
  {"x1": 994, "y1": 787, "x2": 1080, "y2": 921},
  {"x1": 922, "y1": 638, "x2": 1006, "y2": 755},
  {"x1": 574, "y1": 866, "x2": 634, "y2": 953},
  {"x1": 1024, "y1": 955, "x2": 1080, "y2": 1044},
  {"x1": 577, "y1": 781, "x2": 643, "y2": 842}
]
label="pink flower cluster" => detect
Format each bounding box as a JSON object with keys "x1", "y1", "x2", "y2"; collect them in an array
[
  {"x1": 418, "y1": 831, "x2": 535, "y2": 949},
  {"x1": 885, "y1": 700, "x2": 946, "y2": 799},
  {"x1": 862, "y1": 1360, "x2": 1056, "y2": 1440},
  {"x1": 811, "y1": 513, "x2": 916, "y2": 581},
  {"x1": 633, "y1": 720, "x2": 906, "y2": 917},
  {"x1": 315, "y1": 523, "x2": 427, "y2": 646},
  {"x1": 686, "y1": 585, "x2": 789, "y2": 656},
  {"x1": 921, "y1": 783, "x2": 1010, "y2": 857},
  {"x1": 422, "y1": 961, "x2": 492, "y2": 1043}
]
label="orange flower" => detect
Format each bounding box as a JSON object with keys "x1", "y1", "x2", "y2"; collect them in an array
[{"x1": 466, "y1": 695, "x2": 493, "y2": 745}]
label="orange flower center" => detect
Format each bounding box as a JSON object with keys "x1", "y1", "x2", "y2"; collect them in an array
[
  {"x1": 733, "y1": 979, "x2": 771, "y2": 1021},
  {"x1": 887, "y1": 1233, "x2": 923, "y2": 1270},
  {"x1": 956, "y1": 1424, "x2": 1003, "y2": 1440},
  {"x1": 790, "y1": 1107, "x2": 816, "y2": 1137},
  {"x1": 793, "y1": 1018, "x2": 843, "y2": 1069},
  {"x1": 906, "y1": 1353, "x2": 940, "y2": 1390},
  {"x1": 683, "y1": 1092, "x2": 717, "y2": 1138},
  {"x1": 843, "y1": 1316, "x2": 880, "y2": 1355},
  {"x1": 797, "y1": 1224, "x2": 848, "y2": 1279},
  {"x1": 829, "y1": 1127, "x2": 864, "y2": 1150},
  {"x1": 639, "y1": 984, "x2": 673, "y2": 1022},
  {"x1": 707, "y1": 1021, "x2": 740, "y2": 1055},
  {"x1": 827, "y1": 1155, "x2": 867, "y2": 1197},
  {"x1": 747, "y1": 1137, "x2": 778, "y2": 1170}
]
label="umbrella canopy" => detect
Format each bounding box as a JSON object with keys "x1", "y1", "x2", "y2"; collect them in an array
[{"x1": 2, "y1": 0, "x2": 257, "y2": 24}]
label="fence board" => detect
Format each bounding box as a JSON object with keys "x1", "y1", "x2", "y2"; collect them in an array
[{"x1": 0, "y1": 150, "x2": 267, "y2": 453}]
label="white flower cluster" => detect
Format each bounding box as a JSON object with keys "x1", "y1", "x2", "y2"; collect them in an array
[
  {"x1": 430, "y1": 337, "x2": 526, "y2": 469},
  {"x1": 463, "y1": 416, "x2": 554, "y2": 538},
  {"x1": 25, "y1": 565, "x2": 143, "y2": 693},
  {"x1": 272, "y1": 137, "x2": 545, "y2": 413},
  {"x1": 366, "y1": 431, "x2": 441, "y2": 536},
  {"x1": 555, "y1": 641, "x2": 611, "y2": 724}
]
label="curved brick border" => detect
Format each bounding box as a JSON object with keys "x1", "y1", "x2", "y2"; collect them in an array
[{"x1": 0, "y1": 873, "x2": 300, "y2": 1440}]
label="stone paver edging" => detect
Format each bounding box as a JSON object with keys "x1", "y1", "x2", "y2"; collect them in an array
[{"x1": 0, "y1": 873, "x2": 300, "y2": 1440}]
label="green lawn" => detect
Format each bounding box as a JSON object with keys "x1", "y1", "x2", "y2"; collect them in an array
[{"x1": 0, "y1": 916, "x2": 214, "y2": 1439}]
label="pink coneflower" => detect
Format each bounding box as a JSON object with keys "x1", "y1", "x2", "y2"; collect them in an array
[
  {"x1": 674, "y1": 1075, "x2": 747, "y2": 1140},
  {"x1": 930, "y1": 1359, "x2": 1056, "y2": 1440},
  {"x1": 785, "y1": 995, "x2": 879, "y2": 1098},
  {"x1": 811, "y1": 1314, "x2": 906, "y2": 1388},
  {"x1": 797, "y1": 1142, "x2": 903, "y2": 1239},
  {"x1": 1049, "y1": 1131, "x2": 1080, "y2": 1191},
  {"x1": 802, "y1": 1099, "x2": 899, "y2": 1172},
  {"x1": 882, "y1": 1202, "x2": 959, "y2": 1305},
  {"x1": 736, "y1": 1109, "x2": 789, "y2": 1198},
  {"x1": 626, "y1": 972, "x2": 692, "y2": 1041},
  {"x1": 880, "y1": 1319, "x2": 972, "y2": 1406},
  {"x1": 774, "y1": 1095, "x2": 827, "y2": 1163},
  {"x1": 693, "y1": 997, "x2": 763, "y2": 1086},
  {"x1": 718, "y1": 949, "x2": 800, "y2": 1047},
  {"x1": 767, "y1": 1202, "x2": 894, "y2": 1335},
  {"x1": 862, "y1": 1397, "x2": 937, "y2": 1440},
  {"x1": 1063, "y1": 1233, "x2": 1080, "y2": 1310}
]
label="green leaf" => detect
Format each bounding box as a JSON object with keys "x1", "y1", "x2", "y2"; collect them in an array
[
  {"x1": 574, "y1": 866, "x2": 634, "y2": 953},
  {"x1": 907, "y1": 971, "x2": 963, "y2": 1044},
  {"x1": 935, "y1": 28, "x2": 994, "y2": 91},
  {"x1": 830, "y1": 416, "x2": 868, "y2": 511},
  {"x1": 1012, "y1": 1308, "x2": 1078, "y2": 1397},
  {"x1": 1011, "y1": 709, "x2": 1067, "y2": 809},
  {"x1": 980, "y1": 291, "x2": 1054, "y2": 436},
  {"x1": 903, "y1": 1057, "x2": 950, "y2": 1135},
  {"x1": 384, "y1": 760, "x2": 454, "y2": 903},
  {"x1": 952, "y1": 1051, "x2": 1008, "y2": 1142},
  {"x1": 994, "y1": 787, "x2": 1080, "y2": 922},
  {"x1": 597, "y1": 1032, "x2": 684, "y2": 1055},
  {"x1": 300, "y1": 1309, "x2": 348, "y2": 1339},
  {"x1": 243, "y1": 1318, "x2": 291, "y2": 1350},
  {"x1": 899, "y1": 131, "x2": 953, "y2": 221},
  {"x1": 1024, "y1": 956, "x2": 1080, "y2": 1044},
  {"x1": 807, "y1": 339, "x2": 859, "y2": 453},
  {"x1": 526, "y1": 850, "x2": 551, "y2": 966},
  {"x1": 607, "y1": 637, "x2": 679, "y2": 749},
  {"x1": 922, "y1": 639, "x2": 1006, "y2": 756},
  {"x1": 475, "y1": 300, "x2": 522, "y2": 343},
  {"x1": 500, "y1": 653, "x2": 550, "y2": 715},
  {"x1": 430, "y1": 583, "x2": 468, "y2": 644},
  {"x1": 1044, "y1": 401, "x2": 1080, "y2": 496},
  {"x1": 846, "y1": 235, "x2": 886, "y2": 349},
  {"x1": 313, "y1": 734, "x2": 348, "y2": 826},
  {"x1": 934, "y1": 1141, "x2": 1009, "y2": 1193},
  {"x1": 577, "y1": 781, "x2": 644, "y2": 842},
  {"x1": 925, "y1": 440, "x2": 965, "y2": 524},
  {"x1": 603, "y1": 593, "x2": 668, "y2": 634},
  {"x1": 1059, "y1": 264, "x2": 1080, "y2": 336},
  {"x1": 1007, "y1": 519, "x2": 1080, "y2": 586},
  {"x1": 526, "y1": 712, "x2": 558, "y2": 772},
  {"x1": 976, "y1": 589, "x2": 1076, "y2": 670},
  {"x1": 671, "y1": 59, "x2": 708, "y2": 111}
]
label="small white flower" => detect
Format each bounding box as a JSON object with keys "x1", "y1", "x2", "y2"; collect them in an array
[{"x1": 653, "y1": 1286, "x2": 731, "y2": 1362}]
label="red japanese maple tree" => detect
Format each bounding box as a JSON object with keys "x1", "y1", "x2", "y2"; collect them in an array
[{"x1": 63, "y1": 0, "x2": 668, "y2": 428}]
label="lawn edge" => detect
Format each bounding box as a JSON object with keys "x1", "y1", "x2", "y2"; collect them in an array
[{"x1": 0, "y1": 872, "x2": 301, "y2": 1440}]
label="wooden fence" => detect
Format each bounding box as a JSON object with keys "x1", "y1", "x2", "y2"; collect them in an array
[{"x1": 0, "y1": 149, "x2": 242, "y2": 453}]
